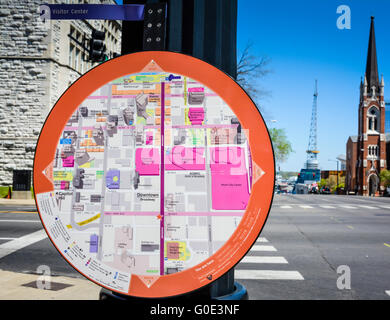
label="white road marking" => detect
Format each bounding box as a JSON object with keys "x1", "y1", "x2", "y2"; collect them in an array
[
  {"x1": 300, "y1": 205, "x2": 313, "y2": 209},
  {"x1": 0, "y1": 230, "x2": 47, "y2": 259},
  {"x1": 250, "y1": 245, "x2": 277, "y2": 252},
  {"x1": 385, "y1": 290, "x2": 390, "y2": 297},
  {"x1": 235, "y1": 270, "x2": 304, "y2": 280},
  {"x1": 379, "y1": 206, "x2": 390, "y2": 209},
  {"x1": 358, "y1": 205, "x2": 378, "y2": 210},
  {"x1": 280, "y1": 205, "x2": 292, "y2": 209},
  {"x1": 0, "y1": 220, "x2": 41, "y2": 223},
  {"x1": 320, "y1": 205, "x2": 335, "y2": 209},
  {"x1": 241, "y1": 256, "x2": 288, "y2": 264},
  {"x1": 257, "y1": 237, "x2": 268, "y2": 243},
  {"x1": 340, "y1": 205, "x2": 356, "y2": 209},
  {"x1": 0, "y1": 237, "x2": 17, "y2": 241}
]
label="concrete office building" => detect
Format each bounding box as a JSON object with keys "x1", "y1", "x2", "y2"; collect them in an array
[{"x1": 0, "y1": 0, "x2": 121, "y2": 185}]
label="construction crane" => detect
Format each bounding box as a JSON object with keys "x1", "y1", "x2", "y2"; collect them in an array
[
  {"x1": 306, "y1": 80, "x2": 319, "y2": 170},
  {"x1": 295, "y1": 80, "x2": 320, "y2": 193}
]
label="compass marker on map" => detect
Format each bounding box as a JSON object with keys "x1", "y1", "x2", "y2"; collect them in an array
[
  {"x1": 138, "y1": 275, "x2": 160, "y2": 289},
  {"x1": 42, "y1": 162, "x2": 54, "y2": 185},
  {"x1": 252, "y1": 161, "x2": 265, "y2": 186},
  {"x1": 141, "y1": 59, "x2": 164, "y2": 73}
]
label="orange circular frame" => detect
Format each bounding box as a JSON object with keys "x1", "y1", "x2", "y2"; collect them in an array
[{"x1": 33, "y1": 51, "x2": 275, "y2": 298}]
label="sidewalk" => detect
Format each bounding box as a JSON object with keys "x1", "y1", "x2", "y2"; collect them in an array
[
  {"x1": 0, "y1": 269, "x2": 100, "y2": 300},
  {"x1": 0, "y1": 199, "x2": 36, "y2": 206}
]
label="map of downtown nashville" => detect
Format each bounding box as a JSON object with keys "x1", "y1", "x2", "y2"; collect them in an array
[{"x1": 36, "y1": 61, "x2": 254, "y2": 293}]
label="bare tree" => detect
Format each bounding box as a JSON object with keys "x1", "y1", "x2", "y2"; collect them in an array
[
  {"x1": 237, "y1": 41, "x2": 271, "y2": 111},
  {"x1": 237, "y1": 42, "x2": 294, "y2": 166}
]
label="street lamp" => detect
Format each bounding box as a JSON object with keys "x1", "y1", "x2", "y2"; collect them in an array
[{"x1": 328, "y1": 159, "x2": 340, "y2": 194}]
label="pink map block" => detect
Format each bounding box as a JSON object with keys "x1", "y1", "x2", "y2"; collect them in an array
[
  {"x1": 135, "y1": 148, "x2": 160, "y2": 175},
  {"x1": 62, "y1": 156, "x2": 74, "y2": 168},
  {"x1": 188, "y1": 108, "x2": 204, "y2": 125},
  {"x1": 165, "y1": 146, "x2": 205, "y2": 170},
  {"x1": 209, "y1": 147, "x2": 250, "y2": 210},
  {"x1": 146, "y1": 132, "x2": 153, "y2": 145},
  {"x1": 188, "y1": 87, "x2": 204, "y2": 92},
  {"x1": 60, "y1": 181, "x2": 69, "y2": 190}
]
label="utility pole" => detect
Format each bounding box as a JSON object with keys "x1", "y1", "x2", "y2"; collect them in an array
[
  {"x1": 120, "y1": 0, "x2": 239, "y2": 299},
  {"x1": 122, "y1": 0, "x2": 237, "y2": 79}
]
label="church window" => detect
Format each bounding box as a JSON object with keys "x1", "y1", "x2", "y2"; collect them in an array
[{"x1": 367, "y1": 107, "x2": 380, "y2": 133}]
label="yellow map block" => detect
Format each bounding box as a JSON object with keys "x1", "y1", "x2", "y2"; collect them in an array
[
  {"x1": 53, "y1": 171, "x2": 73, "y2": 181},
  {"x1": 165, "y1": 241, "x2": 191, "y2": 261}
]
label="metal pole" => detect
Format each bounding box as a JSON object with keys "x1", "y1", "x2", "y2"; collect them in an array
[{"x1": 337, "y1": 160, "x2": 339, "y2": 194}]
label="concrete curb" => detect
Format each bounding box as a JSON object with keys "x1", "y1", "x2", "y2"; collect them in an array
[
  {"x1": 0, "y1": 199, "x2": 36, "y2": 206},
  {"x1": 0, "y1": 269, "x2": 100, "y2": 300}
]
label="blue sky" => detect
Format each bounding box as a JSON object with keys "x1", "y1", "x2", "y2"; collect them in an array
[
  {"x1": 116, "y1": 0, "x2": 389, "y2": 171},
  {"x1": 237, "y1": 0, "x2": 390, "y2": 171}
]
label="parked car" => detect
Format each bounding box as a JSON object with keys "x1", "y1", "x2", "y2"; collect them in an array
[
  {"x1": 320, "y1": 187, "x2": 331, "y2": 194},
  {"x1": 309, "y1": 186, "x2": 319, "y2": 194}
]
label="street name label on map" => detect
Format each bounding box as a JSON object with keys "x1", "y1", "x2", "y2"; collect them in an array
[{"x1": 33, "y1": 51, "x2": 274, "y2": 297}]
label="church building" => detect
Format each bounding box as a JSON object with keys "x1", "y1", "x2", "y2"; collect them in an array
[{"x1": 345, "y1": 17, "x2": 389, "y2": 196}]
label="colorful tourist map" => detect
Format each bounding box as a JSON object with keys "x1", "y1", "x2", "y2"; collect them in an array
[{"x1": 34, "y1": 57, "x2": 269, "y2": 296}]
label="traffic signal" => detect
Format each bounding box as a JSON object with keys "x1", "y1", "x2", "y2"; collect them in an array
[{"x1": 89, "y1": 29, "x2": 107, "y2": 62}]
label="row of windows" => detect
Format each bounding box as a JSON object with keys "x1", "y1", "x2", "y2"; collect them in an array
[
  {"x1": 69, "y1": 26, "x2": 89, "y2": 74},
  {"x1": 367, "y1": 145, "x2": 379, "y2": 159}
]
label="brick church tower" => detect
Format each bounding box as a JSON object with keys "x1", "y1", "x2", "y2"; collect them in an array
[{"x1": 356, "y1": 17, "x2": 386, "y2": 196}]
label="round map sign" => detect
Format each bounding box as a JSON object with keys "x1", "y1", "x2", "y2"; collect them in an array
[{"x1": 33, "y1": 51, "x2": 274, "y2": 298}]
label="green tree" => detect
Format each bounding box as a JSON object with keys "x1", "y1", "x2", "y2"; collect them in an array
[
  {"x1": 237, "y1": 42, "x2": 293, "y2": 165},
  {"x1": 269, "y1": 128, "x2": 293, "y2": 164},
  {"x1": 380, "y1": 169, "x2": 390, "y2": 187},
  {"x1": 318, "y1": 178, "x2": 328, "y2": 188}
]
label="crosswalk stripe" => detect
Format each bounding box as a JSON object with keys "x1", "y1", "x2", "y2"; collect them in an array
[
  {"x1": 235, "y1": 270, "x2": 304, "y2": 280},
  {"x1": 0, "y1": 237, "x2": 17, "y2": 241},
  {"x1": 0, "y1": 230, "x2": 47, "y2": 260},
  {"x1": 257, "y1": 237, "x2": 268, "y2": 243},
  {"x1": 272, "y1": 204, "x2": 389, "y2": 210},
  {"x1": 250, "y1": 245, "x2": 277, "y2": 252},
  {"x1": 240, "y1": 256, "x2": 288, "y2": 264},
  {"x1": 386, "y1": 290, "x2": 390, "y2": 297},
  {"x1": 358, "y1": 205, "x2": 378, "y2": 210}
]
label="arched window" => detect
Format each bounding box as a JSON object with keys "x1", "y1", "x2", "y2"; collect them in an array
[{"x1": 367, "y1": 107, "x2": 380, "y2": 133}]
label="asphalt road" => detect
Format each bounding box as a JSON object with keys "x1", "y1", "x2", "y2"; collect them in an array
[{"x1": 0, "y1": 195, "x2": 389, "y2": 300}]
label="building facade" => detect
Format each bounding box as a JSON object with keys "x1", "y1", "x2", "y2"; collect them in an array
[
  {"x1": 0, "y1": 0, "x2": 121, "y2": 185},
  {"x1": 385, "y1": 101, "x2": 390, "y2": 132},
  {"x1": 346, "y1": 17, "x2": 388, "y2": 196}
]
